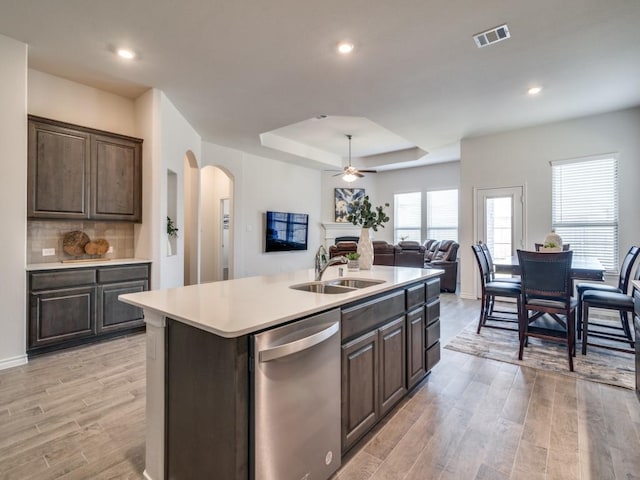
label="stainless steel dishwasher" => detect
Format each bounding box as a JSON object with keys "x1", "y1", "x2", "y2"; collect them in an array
[{"x1": 251, "y1": 308, "x2": 341, "y2": 480}]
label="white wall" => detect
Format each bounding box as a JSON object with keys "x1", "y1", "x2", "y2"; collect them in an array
[
  {"x1": 459, "y1": 107, "x2": 640, "y2": 299},
  {"x1": 155, "y1": 92, "x2": 202, "y2": 289},
  {"x1": 320, "y1": 162, "x2": 460, "y2": 245},
  {"x1": 0, "y1": 34, "x2": 27, "y2": 368},
  {"x1": 28, "y1": 69, "x2": 136, "y2": 136},
  {"x1": 202, "y1": 142, "x2": 322, "y2": 277}
]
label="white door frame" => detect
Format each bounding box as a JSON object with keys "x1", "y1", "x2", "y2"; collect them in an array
[{"x1": 473, "y1": 184, "x2": 527, "y2": 298}]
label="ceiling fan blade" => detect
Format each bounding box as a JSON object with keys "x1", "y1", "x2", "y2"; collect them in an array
[
  {"x1": 358, "y1": 169, "x2": 377, "y2": 173},
  {"x1": 355, "y1": 172, "x2": 365, "y2": 178}
]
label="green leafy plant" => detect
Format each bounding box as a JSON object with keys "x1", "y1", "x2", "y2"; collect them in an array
[
  {"x1": 346, "y1": 196, "x2": 390, "y2": 231},
  {"x1": 345, "y1": 252, "x2": 360, "y2": 260},
  {"x1": 167, "y1": 216, "x2": 179, "y2": 238},
  {"x1": 543, "y1": 241, "x2": 558, "y2": 248}
]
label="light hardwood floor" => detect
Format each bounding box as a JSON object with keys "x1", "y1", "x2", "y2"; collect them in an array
[{"x1": 1, "y1": 294, "x2": 639, "y2": 479}]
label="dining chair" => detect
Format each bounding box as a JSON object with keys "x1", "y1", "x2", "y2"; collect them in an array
[
  {"x1": 471, "y1": 245, "x2": 522, "y2": 334},
  {"x1": 576, "y1": 245, "x2": 640, "y2": 340},
  {"x1": 581, "y1": 261, "x2": 640, "y2": 354},
  {"x1": 479, "y1": 243, "x2": 520, "y2": 283},
  {"x1": 534, "y1": 243, "x2": 571, "y2": 251},
  {"x1": 517, "y1": 249, "x2": 577, "y2": 371}
]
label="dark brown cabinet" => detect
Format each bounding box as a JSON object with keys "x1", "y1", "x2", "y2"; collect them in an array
[
  {"x1": 28, "y1": 263, "x2": 150, "y2": 356},
  {"x1": 406, "y1": 307, "x2": 426, "y2": 389},
  {"x1": 28, "y1": 116, "x2": 143, "y2": 222},
  {"x1": 29, "y1": 285, "x2": 96, "y2": 348},
  {"x1": 378, "y1": 316, "x2": 407, "y2": 416},
  {"x1": 340, "y1": 278, "x2": 441, "y2": 452},
  {"x1": 341, "y1": 329, "x2": 379, "y2": 452}
]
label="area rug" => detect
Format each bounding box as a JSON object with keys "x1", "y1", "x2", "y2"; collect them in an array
[{"x1": 444, "y1": 322, "x2": 635, "y2": 390}]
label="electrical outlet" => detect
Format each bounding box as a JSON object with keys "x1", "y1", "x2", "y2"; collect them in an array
[
  {"x1": 107, "y1": 246, "x2": 114, "y2": 253},
  {"x1": 42, "y1": 248, "x2": 55, "y2": 256}
]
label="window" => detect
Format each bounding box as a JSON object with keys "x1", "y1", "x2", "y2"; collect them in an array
[
  {"x1": 394, "y1": 192, "x2": 421, "y2": 243},
  {"x1": 552, "y1": 156, "x2": 618, "y2": 273},
  {"x1": 426, "y1": 189, "x2": 458, "y2": 242}
]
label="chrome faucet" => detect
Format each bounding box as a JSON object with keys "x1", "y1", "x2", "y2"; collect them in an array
[{"x1": 315, "y1": 245, "x2": 347, "y2": 281}]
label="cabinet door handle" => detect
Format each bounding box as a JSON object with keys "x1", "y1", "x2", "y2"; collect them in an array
[{"x1": 258, "y1": 322, "x2": 339, "y2": 363}]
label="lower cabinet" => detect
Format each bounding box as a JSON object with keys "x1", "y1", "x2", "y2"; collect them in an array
[
  {"x1": 407, "y1": 307, "x2": 426, "y2": 389},
  {"x1": 341, "y1": 329, "x2": 379, "y2": 452},
  {"x1": 379, "y1": 316, "x2": 407, "y2": 416},
  {"x1": 98, "y1": 280, "x2": 147, "y2": 333},
  {"x1": 29, "y1": 286, "x2": 97, "y2": 348},
  {"x1": 341, "y1": 316, "x2": 407, "y2": 452},
  {"x1": 28, "y1": 263, "x2": 150, "y2": 356},
  {"x1": 341, "y1": 278, "x2": 441, "y2": 452}
]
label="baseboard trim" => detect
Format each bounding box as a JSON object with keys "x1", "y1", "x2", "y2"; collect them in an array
[
  {"x1": 0, "y1": 354, "x2": 28, "y2": 371},
  {"x1": 143, "y1": 470, "x2": 154, "y2": 480}
]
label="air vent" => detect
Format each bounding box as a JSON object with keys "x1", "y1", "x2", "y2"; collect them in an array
[{"x1": 473, "y1": 24, "x2": 510, "y2": 48}]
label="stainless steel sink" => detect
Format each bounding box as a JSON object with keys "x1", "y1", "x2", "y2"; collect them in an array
[
  {"x1": 326, "y1": 278, "x2": 386, "y2": 289},
  {"x1": 289, "y1": 282, "x2": 356, "y2": 294},
  {"x1": 290, "y1": 278, "x2": 385, "y2": 293}
]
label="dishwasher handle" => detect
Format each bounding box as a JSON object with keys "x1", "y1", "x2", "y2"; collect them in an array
[{"x1": 258, "y1": 321, "x2": 339, "y2": 363}]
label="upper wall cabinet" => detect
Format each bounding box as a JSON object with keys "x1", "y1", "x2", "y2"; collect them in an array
[{"x1": 28, "y1": 116, "x2": 143, "y2": 222}]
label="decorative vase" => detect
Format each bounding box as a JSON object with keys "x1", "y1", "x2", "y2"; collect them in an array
[
  {"x1": 167, "y1": 237, "x2": 173, "y2": 256},
  {"x1": 357, "y1": 227, "x2": 374, "y2": 269},
  {"x1": 347, "y1": 259, "x2": 360, "y2": 271}
]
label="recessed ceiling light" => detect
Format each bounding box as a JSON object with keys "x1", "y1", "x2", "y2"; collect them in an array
[
  {"x1": 527, "y1": 86, "x2": 542, "y2": 95},
  {"x1": 116, "y1": 48, "x2": 136, "y2": 60},
  {"x1": 337, "y1": 42, "x2": 354, "y2": 54}
]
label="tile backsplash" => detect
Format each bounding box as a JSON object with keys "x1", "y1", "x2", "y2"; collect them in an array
[{"x1": 28, "y1": 220, "x2": 135, "y2": 264}]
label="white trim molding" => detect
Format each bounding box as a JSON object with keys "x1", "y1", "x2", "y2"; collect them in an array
[{"x1": 0, "y1": 354, "x2": 28, "y2": 371}]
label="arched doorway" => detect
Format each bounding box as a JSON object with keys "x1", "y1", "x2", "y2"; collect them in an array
[
  {"x1": 183, "y1": 151, "x2": 200, "y2": 286},
  {"x1": 200, "y1": 165, "x2": 234, "y2": 282}
]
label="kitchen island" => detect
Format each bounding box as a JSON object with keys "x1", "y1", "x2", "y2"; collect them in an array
[{"x1": 120, "y1": 265, "x2": 443, "y2": 480}]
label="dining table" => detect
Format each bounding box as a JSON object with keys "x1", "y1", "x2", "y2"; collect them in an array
[{"x1": 493, "y1": 254, "x2": 605, "y2": 282}]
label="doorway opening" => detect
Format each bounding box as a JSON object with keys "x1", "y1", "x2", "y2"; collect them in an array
[
  {"x1": 200, "y1": 166, "x2": 234, "y2": 283},
  {"x1": 475, "y1": 185, "x2": 526, "y2": 297}
]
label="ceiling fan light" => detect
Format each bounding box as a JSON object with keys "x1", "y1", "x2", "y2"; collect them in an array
[{"x1": 343, "y1": 172, "x2": 357, "y2": 182}]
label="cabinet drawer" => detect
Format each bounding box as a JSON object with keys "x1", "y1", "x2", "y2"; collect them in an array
[
  {"x1": 426, "y1": 341, "x2": 440, "y2": 371},
  {"x1": 426, "y1": 299, "x2": 440, "y2": 325},
  {"x1": 426, "y1": 319, "x2": 440, "y2": 349},
  {"x1": 30, "y1": 269, "x2": 96, "y2": 291},
  {"x1": 406, "y1": 283, "x2": 425, "y2": 310},
  {"x1": 342, "y1": 290, "x2": 405, "y2": 341},
  {"x1": 426, "y1": 278, "x2": 440, "y2": 300},
  {"x1": 98, "y1": 264, "x2": 149, "y2": 283}
]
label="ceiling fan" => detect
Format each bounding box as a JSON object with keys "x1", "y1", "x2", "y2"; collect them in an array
[{"x1": 332, "y1": 134, "x2": 377, "y2": 182}]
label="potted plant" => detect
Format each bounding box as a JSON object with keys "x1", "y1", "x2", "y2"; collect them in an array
[
  {"x1": 167, "y1": 216, "x2": 178, "y2": 256},
  {"x1": 346, "y1": 196, "x2": 390, "y2": 269},
  {"x1": 345, "y1": 252, "x2": 361, "y2": 271},
  {"x1": 540, "y1": 241, "x2": 561, "y2": 253}
]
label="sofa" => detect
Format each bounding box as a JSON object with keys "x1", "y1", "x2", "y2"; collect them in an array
[
  {"x1": 329, "y1": 238, "x2": 459, "y2": 292},
  {"x1": 422, "y1": 239, "x2": 459, "y2": 292},
  {"x1": 328, "y1": 240, "x2": 395, "y2": 266}
]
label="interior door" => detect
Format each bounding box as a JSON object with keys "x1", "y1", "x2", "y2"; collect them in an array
[{"x1": 475, "y1": 186, "x2": 525, "y2": 295}]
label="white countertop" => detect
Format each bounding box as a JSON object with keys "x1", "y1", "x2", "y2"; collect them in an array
[
  {"x1": 26, "y1": 258, "x2": 151, "y2": 271},
  {"x1": 119, "y1": 265, "x2": 443, "y2": 338}
]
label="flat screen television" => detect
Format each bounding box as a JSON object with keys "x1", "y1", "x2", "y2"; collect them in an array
[{"x1": 265, "y1": 211, "x2": 309, "y2": 252}]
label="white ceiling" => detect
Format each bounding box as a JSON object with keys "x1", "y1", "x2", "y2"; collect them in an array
[{"x1": 1, "y1": 0, "x2": 639, "y2": 170}]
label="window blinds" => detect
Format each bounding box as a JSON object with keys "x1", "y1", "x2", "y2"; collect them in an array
[
  {"x1": 394, "y1": 192, "x2": 421, "y2": 242},
  {"x1": 551, "y1": 156, "x2": 618, "y2": 273},
  {"x1": 426, "y1": 189, "x2": 459, "y2": 242}
]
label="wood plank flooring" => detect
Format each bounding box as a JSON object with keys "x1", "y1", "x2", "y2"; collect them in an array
[{"x1": 0, "y1": 294, "x2": 638, "y2": 479}]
